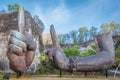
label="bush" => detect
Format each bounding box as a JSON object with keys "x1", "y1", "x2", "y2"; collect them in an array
[
  {"x1": 63, "y1": 45, "x2": 80, "y2": 58},
  {"x1": 114, "y1": 48, "x2": 120, "y2": 68},
  {"x1": 114, "y1": 57, "x2": 120, "y2": 67},
  {"x1": 80, "y1": 48, "x2": 96, "y2": 57},
  {"x1": 80, "y1": 44, "x2": 96, "y2": 57},
  {"x1": 35, "y1": 44, "x2": 96, "y2": 74},
  {"x1": 115, "y1": 40, "x2": 120, "y2": 49},
  {"x1": 35, "y1": 50, "x2": 60, "y2": 75},
  {"x1": 115, "y1": 48, "x2": 120, "y2": 57}
]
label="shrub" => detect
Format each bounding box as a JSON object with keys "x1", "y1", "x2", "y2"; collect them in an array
[
  {"x1": 63, "y1": 45, "x2": 80, "y2": 58},
  {"x1": 80, "y1": 44, "x2": 96, "y2": 57},
  {"x1": 115, "y1": 48, "x2": 120, "y2": 57},
  {"x1": 114, "y1": 48, "x2": 120, "y2": 68},
  {"x1": 80, "y1": 48, "x2": 96, "y2": 57}
]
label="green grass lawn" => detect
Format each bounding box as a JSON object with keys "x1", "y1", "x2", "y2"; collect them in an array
[{"x1": 9, "y1": 75, "x2": 120, "y2": 80}]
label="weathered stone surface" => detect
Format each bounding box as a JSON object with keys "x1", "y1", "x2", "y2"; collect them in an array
[
  {"x1": 0, "y1": 11, "x2": 43, "y2": 73},
  {"x1": 0, "y1": 33, "x2": 13, "y2": 73},
  {"x1": 47, "y1": 25, "x2": 114, "y2": 72}
]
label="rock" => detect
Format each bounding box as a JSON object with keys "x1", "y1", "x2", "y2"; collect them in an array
[{"x1": 0, "y1": 11, "x2": 43, "y2": 73}]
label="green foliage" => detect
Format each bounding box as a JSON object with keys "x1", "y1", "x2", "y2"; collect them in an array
[
  {"x1": 58, "y1": 33, "x2": 71, "y2": 45},
  {"x1": 100, "y1": 21, "x2": 120, "y2": 35},
  {"x1": 36, "y1": 44, "x2": 97, "y2": 75},
  {"x1": 114, "y1": 48, "x2": 120, "y2": 67},
  {"x1": 69, "y1": 30, "x2": 78, "y2": 44},
  {"x1": 39, "y1": 61, "x2": 54, "y2": 74},
  {"x1": 1, "y1": 78, "x2": 9, "y2": 80},
  {"x1": 115, "y1": 40, "x2": 120, "y2": 49},
  {"x1": 35, "y1": 59, "x2": 60, "y2": 75},
  {"x1": 63, "y1": 45, "x2": 80, "y2": 58},
  {"x1": 78, "y1": 26, "x2": 89, "y2": 43},
  {"x1": 90, "y1": 44, "x2": 96, "y2": 50},
  {"x1": 63, "y1": 44, "x2": 96, "y2": 58},
  {"x1": 0, "y1": 74, "x2": 8, "y2": 80},
  {"x1": 114, "y1": 42, "x2": 120, "y2": 68},
  {"x1": 35, "y1": 50, "x2": 59, "y2": 74},
  {"x1": 40, "y1": 50, "x2": 47, "y2": 61},
  {"x1": 57, "y1": 21, "x2": 120, "y2": 44},
  {"x1": 33, "y1": 15, "x2": 45, "y2": 32},
  {"x1": 57, "y1": 26, "x2": 99, "y2": 44},
  {"x1": 0, "y1": 74, "x2": 2, "y2": 80},
  {"x1": 80, "y1": 48, "x2": 96, "y2": 57},
  {"x1": 115, "y1": 48, "x2": 120, "y2": 57},
  {"x1": 114, "y1": 57, "x2": 120, "y2": 67},
  {"x1": 89, "y1": 26, "x2": 98, "y2": 40},
  {"x1": 7, "y1": 4, "x2": 19, "y2": 13},
  {"x1": 80, "y1": 44, "x2": 96, "y2": 57}
]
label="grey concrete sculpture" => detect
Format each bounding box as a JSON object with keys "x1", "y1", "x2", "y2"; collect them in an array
[
  {"x1": 7, "y1": 6, "x2": 36, "y2": 77},
  {"x1": 47, "y1": 25, "x2": 114, "y2": 72}
]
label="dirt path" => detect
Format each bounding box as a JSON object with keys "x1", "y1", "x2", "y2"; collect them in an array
[{"x1": 9, "y1": 75, "x2": 119, "y2": 80}]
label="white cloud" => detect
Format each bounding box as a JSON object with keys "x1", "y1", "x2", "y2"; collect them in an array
[
  {"x1": 33, "y1": 1, "x2": 71, "y2": 33},
  {"x1": 67, "y1": 0, "x2": 116, "y2": 28},
  {"x1": 32, "y1": 0, "x2": 120, "y2": 33}
]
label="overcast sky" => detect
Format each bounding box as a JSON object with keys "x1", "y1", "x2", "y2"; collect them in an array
[{"x1": 0, "y1": 0, "x2": 120, "y2": 34}]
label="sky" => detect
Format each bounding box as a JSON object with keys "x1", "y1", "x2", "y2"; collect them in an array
[{"x1": 0, "y1": 0, "x2": 120, "y2": 34}]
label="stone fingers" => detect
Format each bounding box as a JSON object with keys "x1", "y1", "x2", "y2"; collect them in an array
[
  {"x1": 24, "y1": 32, "x2": 36, "y2": 51},
  {"x1": 25, "y1": 51, "x2": 35, "y2": 66},
  {"x1": 27, "y1": 40, "x2": 36, "y2": 51},
  {"x1": 8, "y1": 44, "x2": 23, "y2": 56},
  {"x1": 9, "y1": 36, "x2": 27, "y2": 53},
  {"x1": 10, "y1": 30, "x2": 27, "y2": 42}
]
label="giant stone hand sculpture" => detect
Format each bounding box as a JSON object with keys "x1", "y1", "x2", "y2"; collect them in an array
[
  {"x1": 7, "y1": 6, "x2": 36, "y2": 77},
  {"x1": 7, "y1": 30, "x2": 36, "y2": 72},
  {"x1": 47, "y1": 25, "x2": 114, "y2": 72}
]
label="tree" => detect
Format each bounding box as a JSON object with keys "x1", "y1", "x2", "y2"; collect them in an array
[
  {"x1": 58, "y1": 33, "x2": 64, "y2": 45},
  {"x1": 64, "y1": 45, "x2": 80, "y2": 58},
  {"x1": 100, "y1": 21, "x2": 120, "y2": 35},
  {"x1": 33, "y1": 15, "x2": 45, "y2": 32},
  {"x1": 58, "y1": 33, "x2": 65, "y2": 45},
  {"x1": 83, "y1": 26, "x2": 89, "y2": 42},
  {"x1": 100, "y1": 21, "x2": 120, "y2": 68},
  {"x1": 110, "y1": 21, "x2": 120, "y2": 35},
  {"x1": 8, "y1": 4, "x2": 19, "y2": 13},
  {"x1": 63, "y1": 33, "x2": 71, "y2": 44},
  {"x1": 89, "y1": 26, "x2": 98, "y2": 40},
  {"x1": 78, "y1": 26, "x2": 89, "y2": 43},
  {"x1": 58, "y1": 33, "x2": 71, "y2": 45},
  {"x1": 69, "y1": 30, "x2": 78, "y2": 44},
  {"x1": 100, "y1": 23, "x2": 110, "y2": 34}
]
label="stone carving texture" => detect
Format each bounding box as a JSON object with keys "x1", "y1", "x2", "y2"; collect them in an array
[
  {"x1": 47, "y1": 25, "x2": 114, "y2": 72},
  {"x1": 0, "y1": 10, "x2": 42, "y2": 73},
  {"x1": 7, "y1": 30, "x2": 36, "y2": 72},
  {"x1": 7, "y1": 7, "x2": 37, "y2": 73}
]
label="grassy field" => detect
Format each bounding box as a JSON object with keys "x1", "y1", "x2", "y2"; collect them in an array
[{"x1": 9, "y1": 75, "x2": 120, "y2": 80}]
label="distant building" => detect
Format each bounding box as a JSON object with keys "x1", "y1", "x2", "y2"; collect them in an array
[{"x1": 42, "y1": 33, "x2": 52, "y2": 45}]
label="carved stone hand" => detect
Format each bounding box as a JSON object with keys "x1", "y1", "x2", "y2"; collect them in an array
[{"x1": 7, "y1": 30, "x2": 36, "y2": 72}]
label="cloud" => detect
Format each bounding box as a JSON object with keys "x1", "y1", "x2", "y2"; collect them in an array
[
  {"x1": 33, "y1": 1, "x2": 71, "y2": 33},
  {"x1": 32, "y1": 0, "x2": 120, "y2": 33},
  {"x1": 71, "y1": 0, "x2": 105, "y2": 26},
  {"x1": 65, "y1": 0, "x2": 120, "y2": 30}
]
